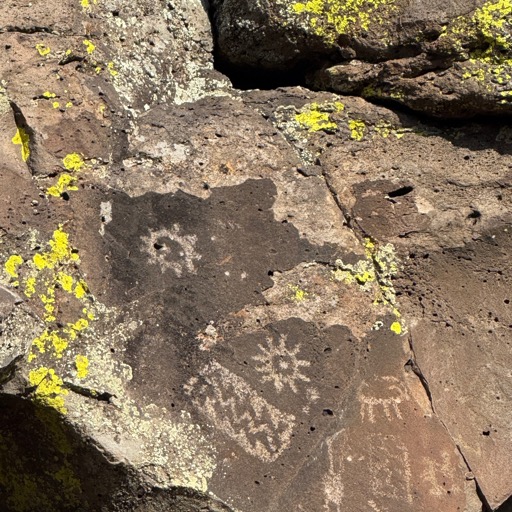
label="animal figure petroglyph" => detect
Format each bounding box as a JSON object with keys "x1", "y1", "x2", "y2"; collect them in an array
[{"x1": 359, "y1": 375, "x2": 409, "y2": 423}]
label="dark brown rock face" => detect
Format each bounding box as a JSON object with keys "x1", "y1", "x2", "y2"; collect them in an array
[
  {"x1": 0, "y1": 1, "x2": 511, "y2": 512},
  {"x1": 212, "y1": 0, "x2": 512, "y2": 118}
]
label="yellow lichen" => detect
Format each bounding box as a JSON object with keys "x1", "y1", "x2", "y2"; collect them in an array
[
  {"x1": 42, "y1": 91, "x2": 56, "y2": 98},
  {"x1": 4, "y1": 225, "x2": 96, "y2": 413},
  {"x1": 12, "y1": 128, "x2": 30, "y2": 162},
  {"x1": 32, "y1": 226, "x2": 79, "y2": 271},
  {"x1": 334, "y1": 238, "x2": 405, "y2": 335},
  {"x1": 62, "y1": 153, "x2": 85, "y2": 172},
  {"x1": 47, "y1": 154, "x2": 85, "y2": 197},
  {"x1": 107, "y1": 61, "x2": 118, "y2": 77},
  {"x1": 29, "y1": 367, "x2": 68, "y2": 413},
  {"x1": 290, "y1": 284, "x2": 309, "y2": 301},
  {"x1": 81, "y1": 0, "x2": 98, "y2": 10},
  {"x1": 390, "y1": 321, "x2": 402, "y2": 334},
  {"x1": 75, "y1": 355, "x2": 89, "y2": 379},
  {"x1": 295, "y1": 101, "x2": 344, "y2": 132},
  {"x1": 83, "y1": 39, "x2": 96, "y2": 55},
  {"x1": 290, "y1": 0, "x2": 397, "y2": 43},
  {"x1": 24, "y1": 276, "x2": 36, "y2": 298},
  {"x1": 5, "y1": 255, "x2": 23, "y2": 283},
  {"x1": 444, "y1": 0, "x2": 512, "y2": 87},
  {"x1": 35, "y1": 44, "x2": 51, "y2": 57},
  {"x1": 47, "y1": 174, "x2": 78, "y2": 197},
  {"x1": 349, "y1": 119, "x2": 366, "y2": 140}
]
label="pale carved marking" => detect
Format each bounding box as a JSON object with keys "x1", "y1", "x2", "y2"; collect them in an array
[
  {"x1": 368, "y1": 433, "x2": 413, "y2": 505},
  {"x1": 186, "y1": 360, "x2": 295, "y2": 463},
  {"x1": 359, "y1": 375, "x2": 409, "y2": 423},
  {"x1": 323, "y1": 430, "x2": 345, "y2": 512},
  {"x1": 252, "y1": 333, "x2": 310, "y2": 393},
  {"x1": 422, "y1": 452, "x2": 457, "y2": 497},
  {"x1": 141, "y1": 224, "x2": 201, "y2": 277},
  {"x1": 321, "y1": 431, "x2": 413, "y2": 511}
]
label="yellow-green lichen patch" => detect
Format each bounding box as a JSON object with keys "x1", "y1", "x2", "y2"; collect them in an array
[
  {"x1": 47, "y1": 154, "x2": 86, "y2": 197},
  {"x1": 75, "y1": 355, "x2": 89, "y2": 379},
  {"x1": 32, "y1": 226, "x2": 79, "y2": 271},
  {"x1": 444, "y1": 0, "x2": 512, "y2": 89},
  {"x1": 29, "y1": 367, "x2": 69, "y2": 413},
  {"x1": 47, "y1": 174, "x2": 78, "y2": 197},
  {"x1": 43, "y1": 91, "x2": 57, "y2": 99},
  {"x1": 374, "y1": 121, "x2": 410, "y2": 139},
  {"x1": 5, "y1": 255, "x2": 23, "y2": 286},
  {"x1": 295, "y1": 101, "x2": 344, "y2": 132},
  {"x1": 289, "y1": 0, "x2": 398, "y2": 44},
  {"x1": 63, "y1": 153, "x2": 85, "y2": 172},
  {"x1": 12, "y1": 128, "x2": 30, "y2": 162},
  {"x1": 107, "y1": 61, "x2": 118, "y2": 77},
  {"x1": 390, "y1": 321, "x2": 402, "y2": 334},
  {"x1": 290, "y1": 284, "x2": 309, "y2": 302},
  {"x1": 81, "y1": 0, "x2": 98, "y2": 10},
  {"x1": 334, "y1": 238, "x2": 405, "y2": 335},
  {"x1": 3, "y1": 225, "x2": 98, "y2": 411},
  {"x1": 35, "y1": 43, "x2": 51, "y2": 57},
  {"x1": 348, "y1": 119, "x2": 366, "y2": 140},
  {"x1": 83, "y1": 39, "x2": 96, "y2": 55}
]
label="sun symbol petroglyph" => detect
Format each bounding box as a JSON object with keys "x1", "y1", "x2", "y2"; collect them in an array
[
  {"x1": 252, "y1": 334, "x2": 310, "y2": 393},
  {"x1": 141, "y1": 224, "x2": 201, "y2": 277},
  {"x1": 359, "y1": 376, "x2": 409, "y2": 423}
]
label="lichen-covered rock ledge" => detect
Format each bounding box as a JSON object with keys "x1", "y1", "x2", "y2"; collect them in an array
[
  {"x1": 212, "y1": 0, "x2": 512, "y2": 118},
  {"x1": 0, "y1": 1, "x2": 511, "y2": 511}
]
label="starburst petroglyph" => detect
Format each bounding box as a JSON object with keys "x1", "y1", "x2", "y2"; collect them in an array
[
  {"x1": 141, "y1": 224, "x2": 201, "y2": 277},
  {"x1": 252, "y1": 334, "x2": 310, "y2": 393}
]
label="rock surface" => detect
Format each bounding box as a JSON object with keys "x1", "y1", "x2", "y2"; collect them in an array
[
  {"x1": 0, "y1": 1, "x2": 511, "y2": 512},
  {"x1": 212, "y1": 0, "x2": 512, "y2": 117}
]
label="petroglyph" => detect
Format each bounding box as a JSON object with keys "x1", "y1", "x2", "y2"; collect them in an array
[
  {"x1": 141, "y1": 224, "x2": 201, "y2": 277},
  {"x1": 252, "y1": 333, "x2": 310, "y2": 393},
  {"x1": 323, "y1": 430, "x2": 345, "y2": 512},
  {"x1": 359, "y1": 376, "x2": 409, "y2": 423},
  {"x1": 186, "y1": 360, "x2": 295, "y2": 462},
  {"x1": 368, "y1": 434, "x2": 413, "y2": 504},
  {"x1": 422, "y1": 452, "x2": 457, "y2": 497}
]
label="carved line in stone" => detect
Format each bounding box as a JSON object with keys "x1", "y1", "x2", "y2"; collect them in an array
[
  {"x1": 323, "y1": 430, "x2": 345, "y2": 512},
  {"x1": 188, "y1": 360, "x2": 295, "y2": 463}
]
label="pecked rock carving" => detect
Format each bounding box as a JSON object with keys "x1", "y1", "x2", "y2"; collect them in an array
[{"x1": 0, "y1": 0, "x2": 510, "y2": 511}]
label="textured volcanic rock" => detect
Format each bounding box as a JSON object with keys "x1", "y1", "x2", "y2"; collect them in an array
[
  {"x1": 0, "y1": 1, "x2": 511, "y2": 512},
  {"x1": 212, "y1": 0, "x2": 512, "y2": 117}
]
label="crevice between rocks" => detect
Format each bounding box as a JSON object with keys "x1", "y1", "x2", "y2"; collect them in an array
[
  {"x1": 0, "y1": 25, "x2": 57, "y2": 35},
  {"x1": 406, "y1": 332, "x2": 492, "y2": 512},
  {"x1": 64, "y1": 381, "x2": 115, "y2": 403}
]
